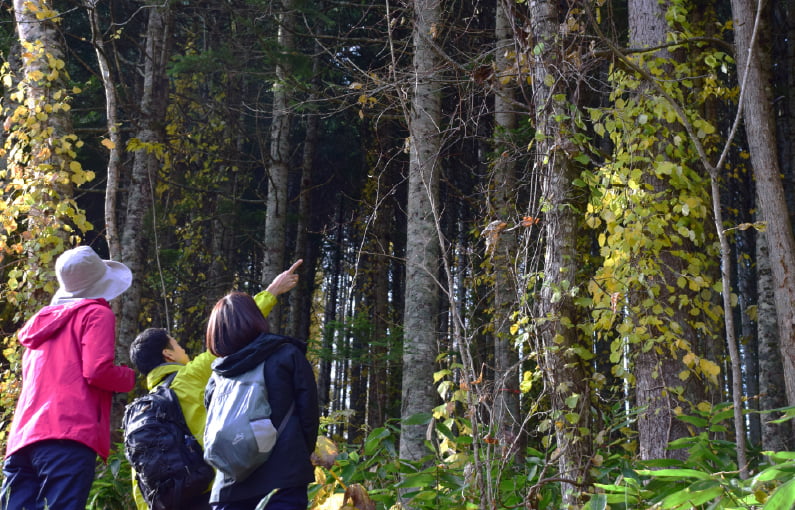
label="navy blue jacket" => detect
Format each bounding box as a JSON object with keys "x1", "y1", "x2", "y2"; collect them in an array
[{"x1": 205, "y1": 332, "x2": 319, "y2": 503}]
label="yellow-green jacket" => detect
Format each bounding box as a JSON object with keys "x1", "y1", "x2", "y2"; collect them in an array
[{"x1": 132, "y1": 290, "x2": 277, "y2": 509}]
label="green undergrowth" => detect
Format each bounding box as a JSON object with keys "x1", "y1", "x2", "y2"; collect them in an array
[{"x1": 88, "y1": 404, "x2": 795, "y2": 509}]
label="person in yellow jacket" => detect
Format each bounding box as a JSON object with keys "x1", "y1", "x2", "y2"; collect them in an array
[{"x1": 128, "y1": 260, "x2": 303, "y2": 510}]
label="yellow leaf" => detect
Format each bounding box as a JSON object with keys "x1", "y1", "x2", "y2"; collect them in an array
[
  {"x1": 699, "y1": 358, "x2": 721, "y2": 377},
  {"x1": 696, "y1": 401, "x2": 712, "y2": 413},
  {"x1": 101, "y1": 138, "x2": 116, "y2": 150},
  {"x1": 69, "y1": 161, "x2": 81, "y2": 172}
]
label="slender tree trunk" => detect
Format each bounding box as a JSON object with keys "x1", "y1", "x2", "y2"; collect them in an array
[
  {"x1": 530, "y1": 0, "x2": 591, "y2": 505},
  {"x1": 262, "y1": 0, "x2": 296, "y2": 332},
  {"x1": 400, "y1": 0, "x2": 442, "y2": 464},
  {"x1": 773, "y1": 1, "x2": 795, "y2": 227},
  {"x1": 730, "y1": 0, "x2": 795, "y2": 409},
  {"x1": 489, "y1": 0, "x2": 522, "y2": 463},
  {"x1": 737, "y1": 225, "x2": 760, "y2": 446},
  {"x1": 628, "y1": 0, "x2": 697, "y2": 463},
  {"x1": 8, "y1": 0, "x2": 78, "y2": 316},
  {"x1": 86, "y1": 2, "x2": 122, "y2": 261},
  {"x1": 288, "y1": 109, "x2": 317, "y2": 340},
  {"x1": 361, "y1": 170, "x2": 392, "y2": 430},
  {"x1": 119, "y1": 2, "x2": 172, "y2": 362},
  {"x1": 317, "y1": 204, "x2": 345, "y2": 414},
  {"x1": 757, "y1": 231, "x2": 793, "y2": 450},
  {"x1": 288, "y1": 28, "x2": 325, "y2": 341}
]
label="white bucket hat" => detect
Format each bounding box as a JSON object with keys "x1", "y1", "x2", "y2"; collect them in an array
[{"x1": 51, "y1": 246, "x2": 133, "y2": 304}]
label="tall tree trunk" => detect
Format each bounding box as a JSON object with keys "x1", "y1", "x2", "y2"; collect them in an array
[
  {"x1": 262, "y1": 0, "x2": 296, "y2": 332},
  {"x1": 400, "y1": 0, "x2": 442, "y2": 463},
  {"x1": 12, "y1": 0, "x2": 74, "y2": 277},
  {"x1": 288, "y1": 31, "x2": 323, "y2": 341},
  {"x1": 628, "y1": 0, "x2": 697, "y2": 463},
  {"x1": 119, "y1": 2, "x2": 172, "y2": 362},
  {"x1": 317, "y1": 203, "x2": 345, "y2": 414},
  {"x1": 757, "y1": 231, "x2": 793, "y2": 450},
  {"x1": 86, "y1": 1, "x2": 122, "y2": 261},
  {"x1": 530, "y1": 1, "x2": 591, "y2": 506},
  {"x1": 489, "y1": 0, "x2": 522, "y2": 465},
  {"x1": 730, "y1": 0, "x2": 795, "y2": 409}
]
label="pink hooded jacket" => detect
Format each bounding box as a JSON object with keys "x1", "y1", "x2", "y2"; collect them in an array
[{"x1": 5, "y1": 299, "x2": 135, "y2": 460}]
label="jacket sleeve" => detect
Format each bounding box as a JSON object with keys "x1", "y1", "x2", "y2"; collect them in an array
[
  {"x1": 175, "y1": 350, "x2": 216, "y2": 389},
  {"x1": 253, "y1": 290, "x2": 277, "y2": 318},
  {"x1": 79, "y1": 305, "x2": 135, "y2": 393},
  {"x1": 292, "y1": 348, "x2": 320, "y2": 452}
]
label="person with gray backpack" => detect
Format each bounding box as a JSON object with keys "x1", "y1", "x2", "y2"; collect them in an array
[
  {"x1": 125, "y1": 261, "x2": 304, "y2": 510},
  {"x1": 204, "y1": 291, "x2": 319, "y2": 510}
]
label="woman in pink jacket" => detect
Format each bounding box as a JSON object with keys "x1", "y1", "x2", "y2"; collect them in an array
[{"x1": 0, "y1": 246, "x2": 136, "y2": 510}]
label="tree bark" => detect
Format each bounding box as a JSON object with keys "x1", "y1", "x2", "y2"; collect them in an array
[
  {"x1": 530, "y1": 0, "x2": 591, "y2": 506},
  {"x1": 730, "y1": 0, "x2": 795, "y2": 409},
  {"x1": 628, "y1": 0, "x2": 696, "y2": 463},
  {"x1": 86, "y1": 1, "x2": 122, "y2": 261},
  {"x1": 119, "y1": 2, "x2": 172, "y2": 363},
  {"x1": 757, "y1": 231, "x2": 793, "y2": 450},
  {"x1": 12, "y1": 0, "x2": 73, "y2": 270},
  {"x1": 489, "y1": 0, "x2": 522, "y2": 464},
  {"x1": 400, "y1": 0, "x2": 442, "y2": 464},
  {"x1": 261, "y1": 0, "x2": 296, "y2": 332}
]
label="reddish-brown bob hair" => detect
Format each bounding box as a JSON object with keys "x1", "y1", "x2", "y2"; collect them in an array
[{"x1": 205, "y1": 291, "x2": 269, "y2": 357}]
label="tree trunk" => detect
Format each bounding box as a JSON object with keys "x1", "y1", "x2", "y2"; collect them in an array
[
  {"x1": 317, "y1": 203, "x2": 345, "y2": 414},
  {"x1": 530, "y1": 0, "x2": 591, "y2": 506},
  {"x1": 12, "y1": 0, "x2": 74, "y2": 281},
  {"x1": 288, "y1": 109, "x2": 317, "y2": 340},
  {"x1": 86, "y1": 2, "x2": 122, "y2": 261},
  {"x1": 730, "y1": 0, "x2": 795, "y2": 408},
  {"x1": 628, "y1": 0, "x2": 695, "y2": 462},
  {"x1": 262, "y1": 0, "x2": 296, "y2": 332},
  {"x1": 489, "y1": 0, "x2": 522, "y2": 464},
  {"x1": 400, "y1": 0, "x2": 442, "y2": 463},
  {"x1": 757, "y1": 231, "x2": 793, "y2": 450},
  {"x1": 119, "y1": 2, "x2": 172, "y2": 363}
]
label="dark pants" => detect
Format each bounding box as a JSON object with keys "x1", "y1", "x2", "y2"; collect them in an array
[
  {"x1": 0, "y1": 439, "x2": 96, "y2": 510},
  {"x1": 211, "y1": 486, "x2": 308, "y2": 510}
]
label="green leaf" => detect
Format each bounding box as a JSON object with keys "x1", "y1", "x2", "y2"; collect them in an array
[
  {"x1": 635, "y1": 468, "x2": 712, "y2": 480},
  {"x1": 403, "y1": 412, "x2": 432, "y2": 426},
  {"x1": 764, "y1": 478, "x2": 795, "y2": 510},
  {"x1": 395, "y1": 473, "x2": 437, "y2": 488},
  {"x1": 660, "y1": 482, "x2": 722, "y2": 508},
  {"x1": 583, "y1": 493, "x2": 607, "y2": 510},
  {"x1": 364, "y1": 427, "x2": 391, "y2": 456}
]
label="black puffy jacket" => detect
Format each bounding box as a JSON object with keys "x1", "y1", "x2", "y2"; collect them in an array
[{"x1": 204, "y1": 332, "x2": 319, "y2": 504}]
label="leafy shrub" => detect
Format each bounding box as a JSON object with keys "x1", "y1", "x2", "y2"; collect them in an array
[
  {"x1": 584, "y1": 403, "x2": 795, "y2": 509},
  {"x1": 87, "y1": 443, "x2": 135, "y2": 510}
]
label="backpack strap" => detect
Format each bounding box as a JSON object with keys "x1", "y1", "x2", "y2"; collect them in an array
[
  {"x1": 159, "y1": 371, "x2": 178, "y2": 389},
  {"x1": 261, "y1": 350, "x2": 295, "y2": 436},
  {"x1": 277, "y1": 402, "x2": 295, "y2": 435}
]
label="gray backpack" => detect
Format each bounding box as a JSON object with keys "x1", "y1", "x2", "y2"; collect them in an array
[{"x1": 203, "y1": 362, "x2": 294, "y2": 482}]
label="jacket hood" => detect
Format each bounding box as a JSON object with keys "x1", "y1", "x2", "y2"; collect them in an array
[
  {"x1": 145, "y1": 363, "x2": 183, "y2": 390},
  {"x1": 211, "y1": 332, "x2": 306, "y2": 377},
  {"x1": 18, "y1": 299, "x2": 109, "y2": 349}
]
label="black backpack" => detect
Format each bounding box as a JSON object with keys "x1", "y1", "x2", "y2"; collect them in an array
[{"x1": 122, "y1": 372, "x2": 215, "y2": 510}]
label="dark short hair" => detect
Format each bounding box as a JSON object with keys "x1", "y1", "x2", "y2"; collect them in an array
[
  {"x1": 206, "y1": 292, "x2": 269, "y2": 357},
  {"x1": 129, "y1": 328, "x2": 171, "y2": 375}
]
